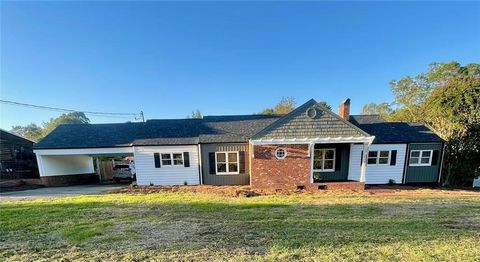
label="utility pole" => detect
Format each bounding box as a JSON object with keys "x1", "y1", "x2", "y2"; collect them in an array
[{"x1": 140, "y1": 111, "x2": 145, "y2": 122}]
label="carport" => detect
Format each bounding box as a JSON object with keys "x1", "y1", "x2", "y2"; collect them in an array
[{"x1": 34, "y1": 147, "x2": 133, "y2": 186}]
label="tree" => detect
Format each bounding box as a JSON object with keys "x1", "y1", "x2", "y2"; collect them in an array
[
  {"x1": 10, "y1": 123, "x2": 43, "y2": 141},
  {"x1": 11, "y1": 112, "x2": 90, "y2": 142},
  {"x1": 362, "y1": 61, "x2": 480, "y2": 186},
  {"x1": 187, "y1": 109, "x2": 202, "y2": 119},
  {"x1": 259, "y1": 97, "x2": 296, "y2": 115},
  {"x1": 361, "y1": 102, "x2": 393, "y2": 117},
  {"x1": 41, "y1": 112, "x2": 90, "y2": 137},
  {"x1": 318, "y1": 101, "x2": 332, "y2": 110},
  {"x1": 421, "y1": 68, "x2": 480, "y2": 186}
]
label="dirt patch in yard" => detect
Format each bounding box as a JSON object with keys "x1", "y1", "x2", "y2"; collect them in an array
[
  {"x1": 108, "y1": 185, "x2": 284, "y2": 197},
  {"x1": 109, "y1": 185, "x2": 480, "y2": 199}
]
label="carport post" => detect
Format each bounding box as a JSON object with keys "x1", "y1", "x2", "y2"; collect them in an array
[
  {"x1": 95, "y1": 157, "x2": 102, "y2": 183},
  {"x1": 360, "y1": 142, "x2": 370, "y2": 183}
]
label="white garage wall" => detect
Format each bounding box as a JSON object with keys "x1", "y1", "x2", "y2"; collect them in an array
[
  {"x1": 38, "y1": 155, "x2": 94, "y2": 177},
  {"x1": 134, "y1": 145, "x2": 200, "y2": 186},
  {"x1": 349, "y1": 143, "x2": 407, "y2": 184}
]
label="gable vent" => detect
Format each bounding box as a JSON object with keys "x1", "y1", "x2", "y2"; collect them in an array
[{"x1": 306, "y1": 108, "x2": 317, "y2": 119}]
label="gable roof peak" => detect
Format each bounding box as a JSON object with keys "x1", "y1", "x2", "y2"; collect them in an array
[{"x1": 252, "y1": 99, "x2": 372, "y2": 140}]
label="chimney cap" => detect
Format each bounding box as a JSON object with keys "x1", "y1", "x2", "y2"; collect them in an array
[{"x1": 340, "y1": 98, "x2": 351, "y2": 106}]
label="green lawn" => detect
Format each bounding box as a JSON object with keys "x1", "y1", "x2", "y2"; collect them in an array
[{"x1": 1, "y1": 189, "x2": 479, "y2": 261}]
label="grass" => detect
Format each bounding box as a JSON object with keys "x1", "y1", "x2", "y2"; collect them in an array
[{"x1": 0, "y1": 189, "x2": 479, "y2": 261}]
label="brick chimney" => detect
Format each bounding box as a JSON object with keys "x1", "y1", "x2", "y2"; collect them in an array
[{"x1": 338, "y1": 98, "x2": 351, "y2": 121}]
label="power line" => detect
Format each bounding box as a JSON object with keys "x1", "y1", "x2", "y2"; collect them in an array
[{"x1": 0, "y1": 99, "x2": 142, "y2": 120}]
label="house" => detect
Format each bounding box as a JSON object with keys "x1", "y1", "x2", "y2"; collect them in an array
[
  {"x1": 33, "y1": 99, "x2": 445, "y2": 189},
  {"x1": 0, "y1": 129, "x2": 39, "y2": 180}
]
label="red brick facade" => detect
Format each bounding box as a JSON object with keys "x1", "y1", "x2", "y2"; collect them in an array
[
  {"x1": 40, "y1": 173, "x2": 98, "y2": 187},
  {"x1": 251, "y1": 144, "x2": 364, "y2": 191},
  {"x1": 251, "y1": 144, "x2": 312, "y2": 190}
]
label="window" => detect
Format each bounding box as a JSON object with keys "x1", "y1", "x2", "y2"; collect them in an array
[
  {"x1": 313, "y1": 148, "x2": 335, "y2": 172},
  {"x1": 379, "y1": 151, "x2": 390, "y2": 164},
  {"x1": 367, "y1": 150, "x2": 390, "y2": 165},
  {"x1": 173, "y1": 153, "x2": 183, "y2": 165},
  {"x1": 367, "y1": 151, "x2": 378, "y2": 164},
  {"x1": 409, "y1": 150, "x2": 432, "y2": 166},
  {"x1": 161, "y1": 153, "x2": 172, "y2": 166},
  {"x1": 215, "y1": 152, "x2": 239, "y2": 174},
  {"x1": 160, "y1": 153, "x2": 184, "y2": 166},
  {"x1": 275, "y1": 148, "x2": 286, "y2": 159}
]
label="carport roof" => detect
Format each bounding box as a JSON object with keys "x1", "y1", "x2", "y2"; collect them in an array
[{"x1": 33, "y1": 115, "x2": 281, "y2": 149}]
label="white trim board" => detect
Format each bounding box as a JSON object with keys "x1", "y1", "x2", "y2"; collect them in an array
[
  {"x1": 34, "y1": 147, "x2": 134, "y2": 156},
  {"x1": 251, "y1": 136, "x2": 374, "y2": 145}
]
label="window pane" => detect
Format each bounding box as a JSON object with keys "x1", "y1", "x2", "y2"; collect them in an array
[
  {"x1": 380, "y1": 151, "x2": 389, "y2": 157},
  {"x1": 313, "y1": 160, "x2": 323, "y2": 170},
  {"x1": 228, "y1": 153, "x2": 238, "y2": 162},
  {"x1": 324, "y1": 160, "x2": 334, "y2": 170},
  {"x1": 410, "y1": 157, "x2": 419, "y2": 164},
  {"x1": 368, "y1": 158, "x2": 377, "y2": 164},
  {"x1": 422, "y1": 151, "x2": 431, "y2": 157},
  {"x1": 217, "y1": 163, "x2": 227, "y2": 173},
  {"x1": 324, "y1": 150, "x2": 335, "y2": 160},
  {"x1": 162, "y1": 159, "x2": 172, "y2": 165},
  {"x1": 379, "y1": 157, "x2": 389, "y2": 164},
  {"x1": 173, "y1": 153, "x2": 183, "y2": 165},
  {"x1": 161, "y1": 153, "x2": 171, "y2": 160},
  {"x1": 314, "y1": 150, "x2": 323, "y2": 160},
  {"x1": 421, "y1": 157, "x2": 430, "y2": 164},
  {"x1": 216, "y1": 153, "x2": 226, "y2": 162},
  {"x1": 276, "y1": 149, "x2": 285, "y2": 159},
  {"x1": 411, "y1": 151, "x2": 420, "y2": 157},
  {"x1": 228, "y1": 163, "x2": 238, "y2": 172},
  {"x1": 368, "y1": 151, "x2": 378, "y2": 158}
]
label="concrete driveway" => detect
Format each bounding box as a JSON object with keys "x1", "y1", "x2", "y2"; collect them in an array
[{"x1": 0, "y1": 184, "x2": 126, "y2": 200}]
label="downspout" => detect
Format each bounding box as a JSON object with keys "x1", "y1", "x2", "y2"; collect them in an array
[
  {"x1": 402, "y1": 144, "x2": 410, "y2": 184},
  {"x1": 249, "y1": 141, "x2": 253, "y2": 187},
  {"x1": 132, "y1": 145, "x2": 138, "y2": 183},
  {"x1": 437, "y1": 143, "x2": 446, "y2": 185}
]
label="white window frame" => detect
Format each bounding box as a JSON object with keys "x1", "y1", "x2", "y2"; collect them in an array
[
  {"x1": 312, "y1": 148, "x2": 336, "y2": 172},
  {"x1": 215, "y1": 151, "x2": 240, "y2": 175},
  {"x1": 367, "y1": 150, "x2": 390, "y2": 165},
  {"x1": 275, "y1": 148, "x2": 287, "y2": 159},
  {"x1": 160, "y1": 152, "x2": 184, "y2": 167},
  {"x1": 409, "y1": 150, "x2": 433, "y2": 166}
]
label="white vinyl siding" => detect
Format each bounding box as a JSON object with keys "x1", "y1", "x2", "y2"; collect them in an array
[
  {"x1": 349, "y1": 144, "x2": 407, "y2": 184},
  {"x1": 134, "y1": 145, "x2": 200, "y2": 186}
]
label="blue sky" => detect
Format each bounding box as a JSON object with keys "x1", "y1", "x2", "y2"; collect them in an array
[{"x1": 1, "y1": 1, "x2": 479, "y2": 129}]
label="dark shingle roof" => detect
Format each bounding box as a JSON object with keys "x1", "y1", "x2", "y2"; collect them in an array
[
  {"x1": 34, "y1": 115, "x2": 281, "y2": 149},
  {"x1": 200, "y1": 115, "x2": 282, "y2": 143},
  {"x1": 350, "y1": 115, "x2": 444, "y2": 143},
  {"x1": 252, "y1": 99, "x2": 370, "y2": 140},
  {"x1": 34, "y1": 122, "x2": 144, "y2": 149}
]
